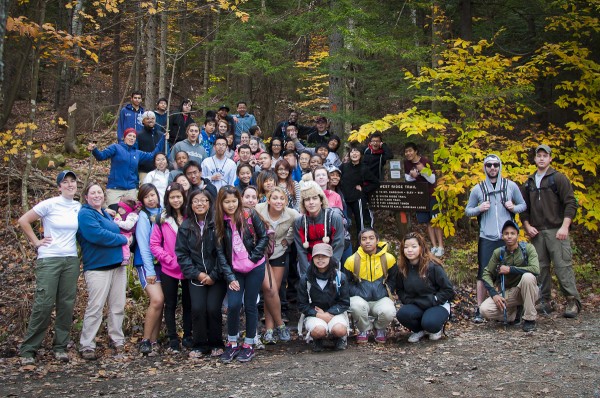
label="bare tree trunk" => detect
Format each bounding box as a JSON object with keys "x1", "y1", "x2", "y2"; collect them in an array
[
  {"x1": 328, "y1": 0, "x2": 344, "y2": 137},
  {"x1": 22, "y1": 0, "x2": 47, "y2": 212},
  {"x1": 175, "y1": 0, "x2": 188, "y2": 89},
  {"x1": 0, "y1": 0, "x2": 10, "y2": 124},
  {"x1": 112, "y1": 12, "x2": 121, "y2": 105},
  {"x1": 459, "y1": 0, "x2": 472, "y2": 41},
  {"x1": 64, "y1": 102, "x2": 77, "y2": 153},
  {"x1": 133, "y1": 16, "x2": 142, "y2": 90},
  {"x1": 145, "y1": 0, "x2": 158, "y2": 108},
  {"x1": 158, "y1": 2, "x2": 168, "y2": 98},
  {"x1": 431, "y1": 1, "x2": 443, "y2": 113}
]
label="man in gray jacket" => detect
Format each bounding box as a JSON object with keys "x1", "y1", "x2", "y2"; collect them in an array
[{"x1": 465, "y1": 154, "x2": 527, "y2": 323}]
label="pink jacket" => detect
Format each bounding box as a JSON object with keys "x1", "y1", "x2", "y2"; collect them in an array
[
  {"x1": 324, "y1": 190, "x2": 343, "y2": 211},
  {"x1": 150, "y1": 217, "x2": 183, "y2": 280}
]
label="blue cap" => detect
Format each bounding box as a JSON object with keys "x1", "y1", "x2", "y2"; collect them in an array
[
  {"x1": 502, "y1": 220, "x2": 520, "y2": 233},
  {"x1": 56, "y1": 170, "x2": 77, "y2": 186}
]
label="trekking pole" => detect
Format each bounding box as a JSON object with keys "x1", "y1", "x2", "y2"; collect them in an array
[{"x1": 501, "y1": 273, "x2": 508, "y2": 328}]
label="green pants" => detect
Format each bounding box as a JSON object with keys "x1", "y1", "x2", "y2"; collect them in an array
[
  {"x1": 19, "y1": 256, "x2": 80, "y2": 357},
  {"x1": 531, "y1": 228, "x2": 581, "y2": 305}
]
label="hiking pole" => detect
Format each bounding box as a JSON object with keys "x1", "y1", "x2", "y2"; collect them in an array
[{"x1": 501, "y1": 273, "x2": 508, "y2": 328}]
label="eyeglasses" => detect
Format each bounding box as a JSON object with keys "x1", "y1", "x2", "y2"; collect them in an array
[
  {"x1": 272, "y1": 144, "x2": 281, "y2": 147},
  {"x1": 192, "y1": 199, "x2": 210, "y2": 205},
  {"x1": 186, "y1": 170, "x2": 200, "y2": 176},
  {"x1": 277, "y1": 169, "x2": 288, "y2": 172},
  {"x1": 215, "y1": 143, "x2": 227, "y2": 147},
  {"x1": 485, "y1": 163, "x2": 500, "y2": 168}
]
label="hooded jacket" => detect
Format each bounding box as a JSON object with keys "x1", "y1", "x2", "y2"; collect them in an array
[
  {"x1": 396, "y1": 261, "x2": 455, "y2": 311},
  {"x1": 363, "y1": 143, "x2": 393, "y2": 181},
  {"x1": 150, "y1": 214, "x2": 184, "y2": 280},
  {"x1": 339, "y1": 161, "x2": 380, "y2": 202},
  {"x1": 465, "y1": 155, "x2": 526, "y2": 241},
  {"x1": 117, "y1": 103, "x2": 144, "y2": 142},
  {"x1": 137, "y1": 124, "x2": 165, "y2": 173},
  {"x1": 482, "y1": 242, "x2": 540, "y2": 297},
  {"x1": 255, "y1": 203, "x2": 300, "y2": 260},
  {"x1": 175, "y1": 217, "x2": 221, "y2": 282},
  {"x1": 343, "y1": 242, "x2": 397, "y2": 301},
  {"x1": 169, "y1": 139, "x2": 208, "y2": 167},
  {"x1": 169, "y1": 112, "x2": 195, "y2": 146},
  {"x1": 298, "y1": 260, "x2": 350, "y2": 317},
  {"x1": 92, "y1": 137, "x2": 165, "y2": 190}
]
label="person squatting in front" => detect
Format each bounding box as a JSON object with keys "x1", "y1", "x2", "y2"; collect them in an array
[
  {"x1": 480, "y1": 220, "x2": 540, "y2": 332},
  {"x1": 343, "y1": 228, "x2": 397, "y2": 344},
  {"x1": 395, "y1": 232, "x2": 455, "y2": 343},
  {"x1": 215, "y1": 186, "x2": 269, "y2": 363},
  {"x1": 297, "y1": 243, "x2": 350, "y2": 352}
]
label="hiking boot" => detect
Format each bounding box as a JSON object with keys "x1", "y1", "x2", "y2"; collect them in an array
[
  {"x1": 408, "y1": 330, "x2": 425, "y2": 343},
  {"x1": 139, "y1": 339, "x2": 152, "y2": 355},
  {"x1": 20, "y1": 356, "x2": 35, "y2": 366},
  {"x1": 80, "y1": 349, "x2": 96, "y2": 360},
  {"x1": 334, "y1": 336, "x2": 348, "y2": 351},
  {"x1": 429, "y1": 330, "x2": 443, "y2": 341},
  {"x1": 312, "y1": 339, "x2": 324, "y2": 353},
  {"x1": 113, "y1": 344, "x2": 125, "y2": 358},
  {"x1": 277, "y1": 325, "x2": 291, "y2": 342},
  {"x1": 375, "y1": 329, "x2": 387, "y2": 344},
  {"x1": 220, "y1": 344, "x2": 240, "y2": 363},
  {"x1": 182, "y1": 336, "x2": 194, "y2": 349},
  {"x1": 54, "y1": 351, "x2": 69, "y2": 362},
  {"x1": 522, "y1": 320, "x2": 536, "y2": 332},
  {"x1": 237, "y1": 345, "x2": 255, "y2": 363},
  {"x1": 563, "y1": 296, "x2": 580, "y2": 319},
  {"x1": 536, "y1": 300, "x2": 555, "y2": 315},
  {"x1": 356, "y1": 331, "x2": 369, "y2": 344},
  {"x1": 263, "y1": 329, "x2": 276, "y2": 345},
  {"x1": 473, "y1": 308, "x2": 484, "y2": 324}
]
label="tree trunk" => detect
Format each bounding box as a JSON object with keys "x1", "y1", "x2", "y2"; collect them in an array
[
  {"x1": 158, "y1": 2, "x2": 168, "y2": 98},
  {"x1": 145, "y1": 0, "x2": 158, "y2": 108},
  {"x1": 175, "y1": 0, "x2": 188, "y2": 90},
  {"x1": 328, "y1": 0, "x2": 344, "y2": 138},
  {"x1": 22, "y1": 0, "x2": 47, "y2": 212},
  {"x1": 0, "y1": 0, "x2": 10, "y2": 124},
  {"x1": 133, "y1": 16, "x2": 142, "y2": 91},
  {"x1": 64, "y1": 102, "x2": 77, "y2": 153},
  {"x1": 431, "y1": 1, "x2": 443, "y2": 113},
  {"x1": 112, "y1": 12, "x2": 121, "y2": 105},
  {"x1": 459, "y1": 0, "x2": 472, "y2": 41}
]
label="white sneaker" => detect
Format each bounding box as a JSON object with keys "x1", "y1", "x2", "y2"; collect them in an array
[
  {"x1": 431, "y1": 247, "x2": 439, "y2": 256},
  {"x1": 408, "y1": 330, "x2": 425, "y2": 343},
  {"x1": 429, "y1": 330, "x2": 443, "y2": 341},
  {"x1": 437, "y1": 247, "x2": 445, "y2": 257}
]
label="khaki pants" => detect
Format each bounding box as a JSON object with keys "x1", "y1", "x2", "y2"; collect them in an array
[
  {"x1": 105, "y1": 188, "x2": 138, "y2": 207},
  {"x1": 480, "y1": 273, "x2": 539, "y2": 321},
  {"x1": 349, "y1": 296, "x2": 396, "y2": 332},
  {"x1": 532, "y1": 228, "x2": 580, "y2": 303}
]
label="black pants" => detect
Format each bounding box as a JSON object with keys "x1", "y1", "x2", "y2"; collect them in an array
[
  {"x1": 160, "y1": 272, "x2": 192, "y2": 341},
  {"x1": 188, "y1": 279, "x2": 227, "y2": 349},
  {"x1": 346, "y1": 198, "x2": 372, "y2": 235}
]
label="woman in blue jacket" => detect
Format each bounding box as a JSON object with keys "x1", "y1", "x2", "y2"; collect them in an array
[
  {"x1": 78, "y1": 183, "x2": 129, "y2": 360},
  {"x1": 87, "y1": 127, "x2": 166, "y2": 206}
]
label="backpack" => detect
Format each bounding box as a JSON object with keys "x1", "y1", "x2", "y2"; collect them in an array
[
  {"x1": 498, "y1": 241, "x2": 528, "y2": 268},
  {"x1": 479, "y1": 178, "x2": 510, "y2": 204},
  {"x1": 352, "y1": 251, "x2": 393, "y2": 299},
  {"x1": 523, "y1": 174, "x2": 559, "y2": 197},
  {"x1": 297, "y1": 269, "x2": 342, "y2": 338},
  {"x1": 131, "y1": 207, "x2": 162, "y2": 266}
]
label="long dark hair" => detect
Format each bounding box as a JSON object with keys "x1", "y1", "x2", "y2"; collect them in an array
[
  {"x1": 397, "y1": 232, "x2": 442, "y2": 280},
  {"x1": 164, "y1": 182, "x2": 186, "y2": 223},
  {"x1": 275, "y1": 159, "x2": 295, "y2": 196},
  {"x1": 185, "y1": 188, "x2": 214, "y2": 244},
  {"x1": 138, "y1": 183, "x2": 160, "y2": 209},
  {"x1": 256, "y1": 169, "x2": 277, "y2": 199},
  {"x1": 215, "y1": 185, "x2": 246, "y2": 244},
  {"x1": 270, "y1": 137, "x2": 283, "y2": 157}
]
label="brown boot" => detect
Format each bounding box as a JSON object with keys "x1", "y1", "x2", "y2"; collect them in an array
[{"x1": 563, "y1": 296, "x2": 580, "y2": 318}]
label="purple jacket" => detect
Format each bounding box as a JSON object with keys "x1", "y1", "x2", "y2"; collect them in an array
[{"x1": 150, "y1": 216, "x2": 184, "y2": 280}]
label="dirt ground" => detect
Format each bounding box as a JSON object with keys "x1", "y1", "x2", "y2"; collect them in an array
[{"x1": 0, "y1": 309, "x2": 598, "y2": 398}]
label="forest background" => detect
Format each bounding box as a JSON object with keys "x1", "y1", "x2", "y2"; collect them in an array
[{"x1": 0, "y1": 0, "x2": 598, "y2": 354}]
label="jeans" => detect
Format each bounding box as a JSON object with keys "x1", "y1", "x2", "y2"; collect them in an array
[
  {"x1": 396, "y1": 303, "x2": 449, "y2": 334},
  {"x1": 20, "y1": 256, "x2": 80, "y2": 357},
  {"x1": 188, "y1": 279, "x2": 227, "y2": 349},
  {"x1": 227, "y1": 263, "x2": 265, "y2": 344},
  {"x1": 160, "y1": 272, "x2": 192, "y2": 341}
]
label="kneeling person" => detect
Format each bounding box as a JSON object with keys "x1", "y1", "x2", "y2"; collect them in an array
[
  {"x1": 298, "y1": 243, "x2": 350, "y2": 352},
  {"x1": 343, "y1": 228, "x2": 397, "y2": 344},
  {"x1": 480, "y1": 220, "x2": 540, "y2": 332}
]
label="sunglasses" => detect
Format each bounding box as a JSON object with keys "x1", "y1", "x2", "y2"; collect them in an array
[{"x1": 485, "y1": 163, "x2": 500, "y2": 168}]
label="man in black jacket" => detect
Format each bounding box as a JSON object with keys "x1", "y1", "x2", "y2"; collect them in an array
[
  {"x1": 136, "y1": 111, "x2": 164, "y2": 182},
  {"x1": 363, "y1": 132, "x2": 393, "y2": 182}
]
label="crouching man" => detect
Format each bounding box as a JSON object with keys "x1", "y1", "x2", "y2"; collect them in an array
[
  {"x1": 480, "y1": 220, "x2": 540, "y2": 332},
  {"x1": 343, "y1": 228, "x2": 397, "y2": 344}
]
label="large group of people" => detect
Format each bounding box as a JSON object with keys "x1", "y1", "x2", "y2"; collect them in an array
[{"x1": 17, "y1": 93, "x2": 581, "y2": 366}]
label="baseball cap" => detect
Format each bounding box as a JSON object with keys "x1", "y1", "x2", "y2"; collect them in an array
[
  {"x1": 535, "y1": 144, "x2": 552, "y2": 155},
  {"x1": 219, "y1": 104, "x2": 230, "y2": 112},
  {"x1": 315, "y1": 116, "x2": 328, "y2": 123},
  {"x1": 56, "y1": 170, "x2": 77, "y2": 186},
  {"x1": 502, "y1": 219, "x2": 520, "y2": 233},
  {"x1": 312, "y1": 243, "x2": 333, "y2": 257},
  {"x1": 327, "y1": 165, "x2": 342, "y2": 176}
]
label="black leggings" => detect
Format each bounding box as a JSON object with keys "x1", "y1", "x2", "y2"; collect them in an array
[
  {"x1": 346, "y1": 198, "x2": 372, "y2": 234},
  {"x1": 188, "y1": 279, "x2": 227, "y2": 349},
  {"x1": 160, "y1": 272, "x2": 192, "y2": 341}
]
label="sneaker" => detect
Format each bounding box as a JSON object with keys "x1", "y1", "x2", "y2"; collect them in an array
[
  {"x1": 431, "y1": 247, "x2": 439, "y2": 256},
  {"x1": 237, "y1": 344, "x2": 255, "y2": 363},
  {"x1": 312, "y1": 339, "x2": 324, "y2": 353},
  {"x1": 147, "y1": 342, "x2": 160, "y2": 357},
  {"x1": 54, "y1": 351, "x2": 69, "y2": 362},
  {"x1": 220, "y1": 344, "x2": 240, "y2": 363},
  {"x1": 429, "y1": 330, "x2": 443, "y2": 341},
  {"x1": 374, "y1": 329, "x2": 387, "y2": 344},
  {"x1": 182, "y1": 336, "x2": 194, "y2": 349},
  {"x1": 437, "y1": 247, "x2": 445, "y2": 257},
  {"x1": 473, "y1": 308, "x2": 484, "y2": 324},
  {"x1": 522, "y1": 320, "x2": 536, "y2": 332},
  {"x1": 189, "y1": 349, "x2": 204, "y2": 359},
  {"x1": 334, "y1": 336, "x2": 348, "y2": 351},
  {"x1": 167, "y1": 339, "x2": 181, "y2": 354},
  {"x1": 139, "y1": 339, "x2": 152, "y2": 355},
  {"x1": 20, "y1": 356, "x2": 35, "y2": 366},
  {"x1": 536, "y1": 300, "x2": 555, "y2": 314},
  {"x1": 113, "y1": 345, "x2": 125, "y2": 358},
  {"x1": 254, "y1": 336, "x2": 265, "y2": 350},
  {"x1": 563, "y1": 296, "x2": 580, "y2": 318},
  {"x1": 356, "y1": 331, "x2": 369, "y2": 344},
  {"x1": 408, "y1": 330, "x2": 425, "y2": 343},
  {"x1": 80, "y1": 349, "x2": 97, "y2": 360},
  {"x1": 263, "y1": 329, "x2": 276, "y2": 345},
  {"x1": 277, "y1": 325, "x2": 291, "y2": 342}
]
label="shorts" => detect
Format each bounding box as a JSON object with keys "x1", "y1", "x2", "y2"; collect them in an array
[
  {"x1": 416, "y1": 198, "x2": 440, "y2": 224},
  {"x1": 477, "y1": 237, "x2": 504, "y2": 280},
  {"x1": 304, "y1": 312, "x2": 349, "y2": 340},
  {"x1": 135, "y1": 265, "x2": 162, "y2": 289},
  {"x1": 268, "y1": 253, "x2": 288, "y2": 267}
]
